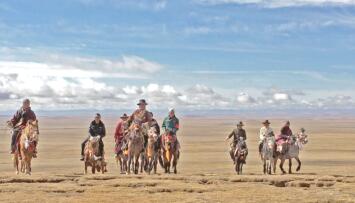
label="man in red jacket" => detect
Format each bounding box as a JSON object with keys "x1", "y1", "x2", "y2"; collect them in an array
[
  {"x1": 114, "y1": 113, "x2": 129, "y2": 156},
  {"x1": 7, "y1": 99, "x2": 37, "y2": 156}
]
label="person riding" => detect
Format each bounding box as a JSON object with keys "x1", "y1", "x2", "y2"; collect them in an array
[
  {"x1": 149, "y1": 112, "x2": 161, "y2": 151},
  {"x1": 114, "y1": 113, "x2": 129, "y2": 157},
  {"x1": 225, "y1": 121, "x2": 247, "y2": 164},
  {"x1": 127, "y1": 99, "x2": 152, "y2": 126},
  {"x1": 276, "y1": 121, "x2": 293, "y2": 144},
  {"x1": 80, "y1": 113, "x2": 106, "y2": 161},
  {"x1": 259, "y1": 120, "x2": 274, "y2": 154},
  {"x1": 127, "y1": 99, "x2": 152, "y2": 148},
  {"x1": 296, "y1": 128, "x2": 308, "y2": 150},
  {"x1": 275, "y1": 120, "x2": 293, "y2": 154},
  {"x1": 162, "y1": 108, "x2": 180, "y2": 150},
  {"x1": 7, "y1": 99, "x2": 38, "y2": 158}
]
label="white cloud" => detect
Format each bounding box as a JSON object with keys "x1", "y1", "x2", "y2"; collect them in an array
[
  {"x1": 237, "y1": 92, "x2": 256, "y2": 104},
  {"x1": 273, "y1": 93, "x2": 292, "y2": 101},
  {"x1": 196, "y1": 0, "x2": 355, "y2": 8}
]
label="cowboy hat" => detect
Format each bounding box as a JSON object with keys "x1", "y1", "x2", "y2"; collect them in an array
[
  {"x1": 120, "y1": 113, "x2": 128, "y2": 119},
  {"x1": 262, "y1": 120, "x2": 271, "y2": 125},
  {"x1": 237, "y1": 121, "x2": 244, "y2": 126},
  {"x1": 137, "y1": 99, "x2": 148, "y2": 105}
]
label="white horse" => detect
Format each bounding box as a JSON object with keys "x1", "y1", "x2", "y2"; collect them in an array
[
  {"x1": 274, "y1": 134, "x2": 309, "y2": 174},
  {"x1": 261, "y1": 136, "x2": 275, "y2": 175}
]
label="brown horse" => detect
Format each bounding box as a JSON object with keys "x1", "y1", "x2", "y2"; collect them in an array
[
  {"x1": 115, "y1": 133, "x2": 129, "y2": 174},
  {"x1": 234, "y1": 139, "x2": 248, "y2": 175},
  {"x1": 146, "y1": 127, "x2": 159, "y2": 174},
  {"x1": 84, "y1": 136, "x2": 107, "y2": 174},
  {"x1": 13, "y1": 120, "x2": 39, "y2": 175},
  {"x1": 127, "y1": 123, "x2": 144, "y2": 174},
  {"x1": 162, "y1": 133, "x2": 179, "y2": 174}
]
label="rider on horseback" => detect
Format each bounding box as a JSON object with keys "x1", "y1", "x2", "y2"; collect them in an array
[
  {"x1": 80, "y1": 113, "x2": 106, "y2": 161},
  {"x1": 114, "y1": 113, "x2": 129, "y2": 157},
  {"x1": 127, "y1": 99, "x2": 152, "y2": 148},
  {"x1": 162, "y1": 108, "x2": 180, "y2": 150},
  {"x1": 225, "y1": 121, "x2": 247, "y2": 164},
  {"x1": 149, "y1": 112, "x2": 161, "y2": 151},
  {"x1": 259, "y1": 120, "x2": 274, "y2": 154},
  {"x1": 275, "y1": 120, "x2": 293, "y2": 154},
  {"x1": 7, "y1": 99, "x2": 37, "y2": 158}
]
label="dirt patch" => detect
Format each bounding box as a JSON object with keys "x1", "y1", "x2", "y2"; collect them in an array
[
  {"x1": 285, "y1": 181, "x2": 311, "y2": 188},
  {"x1": 112, "y1": 182, "x2": 158, "y2": 188},
  {"x1": 0, "y1": 178, "x2": 66, "y2": 184}
]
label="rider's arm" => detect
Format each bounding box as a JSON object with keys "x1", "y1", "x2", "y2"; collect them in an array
[
  {"x1": 161, "y1": 117, "x2": 167, "y2": 131},
  {"x1": 10, "y1": 109, "x2": 22, "y2": 126},
  {"x1": 259, "y1": 128, "x2": 264, "y2": 141},
  {"x1": 173, "y1": 118, "x2": 179, "y2": 133},
  {"x1": 226, "y1": 130, "x2": 234, "y2": 140},
  {"x1": 243, "y1": 129, "x2": 247, "y2": 141},
  {"x1": 102, "y1": 123, "x2": 106, "y2": 138},
  {"x1": 89, "y1": 123, "x2": 95, "y2": 136}
]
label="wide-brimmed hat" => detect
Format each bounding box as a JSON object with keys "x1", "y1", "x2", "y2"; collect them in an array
[
  {"x1": 120, "y1": 113, "x2": 128, "y2": 119},
  {"x1": 262, "y1": 120, "x2": 271, "y2": 125},
  {"x1": 237, "y1": 121, "x2": 244, "y2": 126},
  {"x1": 137, "y1": 99, "x2": 148, "y2": 105}
]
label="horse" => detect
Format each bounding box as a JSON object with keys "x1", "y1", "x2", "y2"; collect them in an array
[
  {"x1": 12, "y1": 120, "x2": 39, "y2": 175},
  {"x1": 115, "y1": 137, "x2": 128, "y2": 174},
  {"x1": 146, "y1": 126, "x2": 159, "y2": 174},
  {"x1": 84, "y1": 135, "x2": 107, "y2": 174},
  {"x1": 162, "y1": 132, "x2": 179, "y2": 174},
  {"x1": 234, "y1": 138, "x2": 248, "y2": 175},
  {"x1": 274, "y1": 135, "x2": 309, "y2": 174},
  {"x1": 261, "y1": 136, "x2": 275, "y2": 175},
  {"x1": 127, "y1": 122, "x2": 144, "y2": 174}
]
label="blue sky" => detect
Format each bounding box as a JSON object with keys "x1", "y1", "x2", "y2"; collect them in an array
[{"x1": 0, "y1": 0, "x2": 355, "y2": 110}]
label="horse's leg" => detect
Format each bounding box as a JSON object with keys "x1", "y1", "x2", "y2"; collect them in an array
[
  {"x1": 263, "y1": 160, "x2": 266, "y2": 174},
  {"x1": 140, "y1": 154, "x2": 143, "y2": 173},
  {"x1": 84, "y1": 162, "x2": 88, "y2": 174},
  {"x1": 288, "y1": 158, "x2": 292, "y2": 174},
  {"x1": 13, "y1": 154, "x2": 19, "y2": 175},
  {"x1": 101, "y1": 161, "x2": 105, "y2": 174},
  {"x1": 173, "y1": 152, "x2": 177, "y2": 174},
  {"x1": 273, "y1": 157, "x2": 277, "y2": 174},
  {"x1": 127, "y1": 157, "x2": 131, "y2": 174},
  {"x1": 135, "y1": 155, "x2": 140, "y2": 174},
  {"x1": 153, "y1": 155, "x2": 157, "y2": 174},
  {"x1": 279, "y1": 158, "x2": 286, "y2": 174},
  {"x1": 295, "y1": 157, "x2": 301, "y2": 172},
  {"x1": 92, "y1": 163, "x2": 96, "y2": 174},
  {"x1": 28, "y1": 156, "x2": 32, "y2": 175}
]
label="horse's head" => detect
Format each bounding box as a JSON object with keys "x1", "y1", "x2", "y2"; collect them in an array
[
  {"x1": 88, "y1": 135, "x2": 100, "y2": 148},
  {"x1": 148, "y1": 127, "x2": 159, "y2": 142},
  {"x1": 297, "y1": 134, "x2": 308, "y2": 145},
  {"x1": 265, "y1": 136, "x2": 275, "y2": 150},
  {"x1": 25, "y1": 120, "x2": 39, "y2": 140}
]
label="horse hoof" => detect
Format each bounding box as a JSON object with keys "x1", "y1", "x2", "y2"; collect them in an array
[{"x1": 15, "y1": 171, "x2": 19, "y2": 175}]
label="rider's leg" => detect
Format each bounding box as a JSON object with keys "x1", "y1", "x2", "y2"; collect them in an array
[
  {"x1": 99, "y1": 139, "x2": 104, "y2": 157},
  {"x1": 80, "y1": 138, "x2": 89, "y2": 160},
  {"x1": 258, "y1": 142, "x2": 263, "y2": 153},
  {"x1": 10, "y1": 130, "x2": 19, "y2": 153},
  {"x1": 32, "y1": 141, "x2": 38, "y2": 158}
]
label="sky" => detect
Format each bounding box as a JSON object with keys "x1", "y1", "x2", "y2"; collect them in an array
[{"x1": 0, "y1": 0, "x2": 355, "y2": 111}]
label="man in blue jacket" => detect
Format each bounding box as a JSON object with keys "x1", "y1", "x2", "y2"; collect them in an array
[{"x1": 80, "y1": 113, "x2": 106, "y2": 161}]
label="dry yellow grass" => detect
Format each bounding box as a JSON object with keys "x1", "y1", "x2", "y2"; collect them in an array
[{"x1": 0, "y1": 116, "x2": 354, "y2": 203}]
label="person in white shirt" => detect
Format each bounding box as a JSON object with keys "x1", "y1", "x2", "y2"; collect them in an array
[{"x1": 259, "y1": 120, "x2": 275, "y2": 153}]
